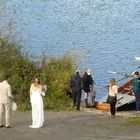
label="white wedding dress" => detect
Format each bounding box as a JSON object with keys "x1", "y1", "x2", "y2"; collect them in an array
[{"x1": 30, "y1": 89, "x2": 44, "y2": 128}]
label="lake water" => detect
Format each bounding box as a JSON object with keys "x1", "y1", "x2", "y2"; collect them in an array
[{"x1": 0, "y1": 0, "x2": 140, "y2": 100}]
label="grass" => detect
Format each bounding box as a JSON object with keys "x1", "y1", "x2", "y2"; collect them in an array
[{"x1": 123, "y1": 115, "x2": 140, "y2": 125}]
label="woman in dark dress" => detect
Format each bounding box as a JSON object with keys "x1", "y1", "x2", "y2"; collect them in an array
[
  {"x1": 82, "y1": 68, "x2": 95, "y2": 108},
  {"x1": 133, "y1": 71, "x2": 140, "y2": 112}
]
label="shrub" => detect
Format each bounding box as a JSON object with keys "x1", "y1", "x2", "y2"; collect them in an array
[{"x1": 0, "y1": 37, "x2": 76, "y2": 111}]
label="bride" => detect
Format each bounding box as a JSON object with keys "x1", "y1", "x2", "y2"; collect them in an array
[{"x1": 29, "y1": 78, "x2": 44, "y2": 128}]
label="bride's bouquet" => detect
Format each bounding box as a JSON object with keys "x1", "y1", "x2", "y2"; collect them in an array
[{"x1": 41, "y1": 84, "x2": 47, "y2": 96}]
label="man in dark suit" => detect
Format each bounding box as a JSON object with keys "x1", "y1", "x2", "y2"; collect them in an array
[{"x1": 70, "y1": 70, "x2": 82, "y2": 111}]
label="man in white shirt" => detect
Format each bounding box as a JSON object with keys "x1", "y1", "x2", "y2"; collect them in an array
[{"x1": 0, "y1": 75, "x2": 13, "y2": 128}]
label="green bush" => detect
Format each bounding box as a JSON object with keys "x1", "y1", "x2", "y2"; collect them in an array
[
  {"x1": 43, "y1": 56, "x2": 76, "y2": 110},
  {"x1": 0, "y1": 37, "x2": 76, "y2": 111}
]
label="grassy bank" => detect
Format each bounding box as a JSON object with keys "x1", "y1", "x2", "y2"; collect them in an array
[
  {"x1": 123, "y1": 116, "x2": 140, "y2": 125},
  {"x1": 0, "y1": 37, "x2": 76, "y2": 111}
]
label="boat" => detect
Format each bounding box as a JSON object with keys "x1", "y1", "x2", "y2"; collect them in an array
[{"x1": 95, "y1": 79, "x2": 136, "y2": 111}]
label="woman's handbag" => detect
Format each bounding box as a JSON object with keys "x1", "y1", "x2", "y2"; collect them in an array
[
  {"x1": 11, "y1": 101, "x2": 17, "y2": 112},
  {"x1": 107, "y1": 95, "x2": 116, "y2": 104}
]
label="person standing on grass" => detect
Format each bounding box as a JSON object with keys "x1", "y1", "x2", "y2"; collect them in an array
[
  {"x1": 70, "y1": 70, "x2": 82, "y2": 111},
  {"x1": 133, "y1": 71, "x2": 140, "y2": 112},
  {"x1": 108, "y1": 78, "x2": 118, "y2": 118},
  {"x1": 0, "y1": 75, "x2": 13, "y2": 128}
]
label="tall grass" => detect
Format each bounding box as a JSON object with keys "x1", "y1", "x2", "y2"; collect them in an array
[{"x1": 0, "y1": 37, "x2": 76, "y2": 111}]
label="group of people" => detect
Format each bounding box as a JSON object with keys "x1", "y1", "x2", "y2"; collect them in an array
[
  {"x1": 70, "y1": 69, "x2": 140, "y2": 118},
  {"x1": 107, "y1": 71, "x2": 140, "y2": 117},
  {"x1": 0, "y1": 69, "x2": 140, "y2": 128},
  {"x1": 0, "y1": 75, "x2": 45, "y2": 129},
  {"x1": 70, "y1": 68, "x2": 96, "y2": 111}
]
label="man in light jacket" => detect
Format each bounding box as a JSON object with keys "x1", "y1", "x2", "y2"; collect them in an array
[{"x1": 0, "y1": 75, "x2": 13, "y2": 128}]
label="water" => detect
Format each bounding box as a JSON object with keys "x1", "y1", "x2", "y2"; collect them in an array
[{"x1": 0, "y1": 0, "x2": 140, "y2": 100}]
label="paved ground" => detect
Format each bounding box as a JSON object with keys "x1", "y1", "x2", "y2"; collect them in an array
[{"x1": 0, "y1": 110, "x2": 140, "y2": 140}]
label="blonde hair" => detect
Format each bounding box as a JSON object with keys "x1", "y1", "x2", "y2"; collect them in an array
[{"x1": 109, "y1": 78, "x2": 116, "y2": 93}]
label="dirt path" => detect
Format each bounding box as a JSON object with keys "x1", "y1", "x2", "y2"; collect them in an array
[{"x1": 0, "y1": 110, "x2": 140, "y2": 140}]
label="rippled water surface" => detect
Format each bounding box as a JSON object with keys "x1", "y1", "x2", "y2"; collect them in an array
[{"x1": 0, "y1": 0, "x2": 140, "y2": 99}]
